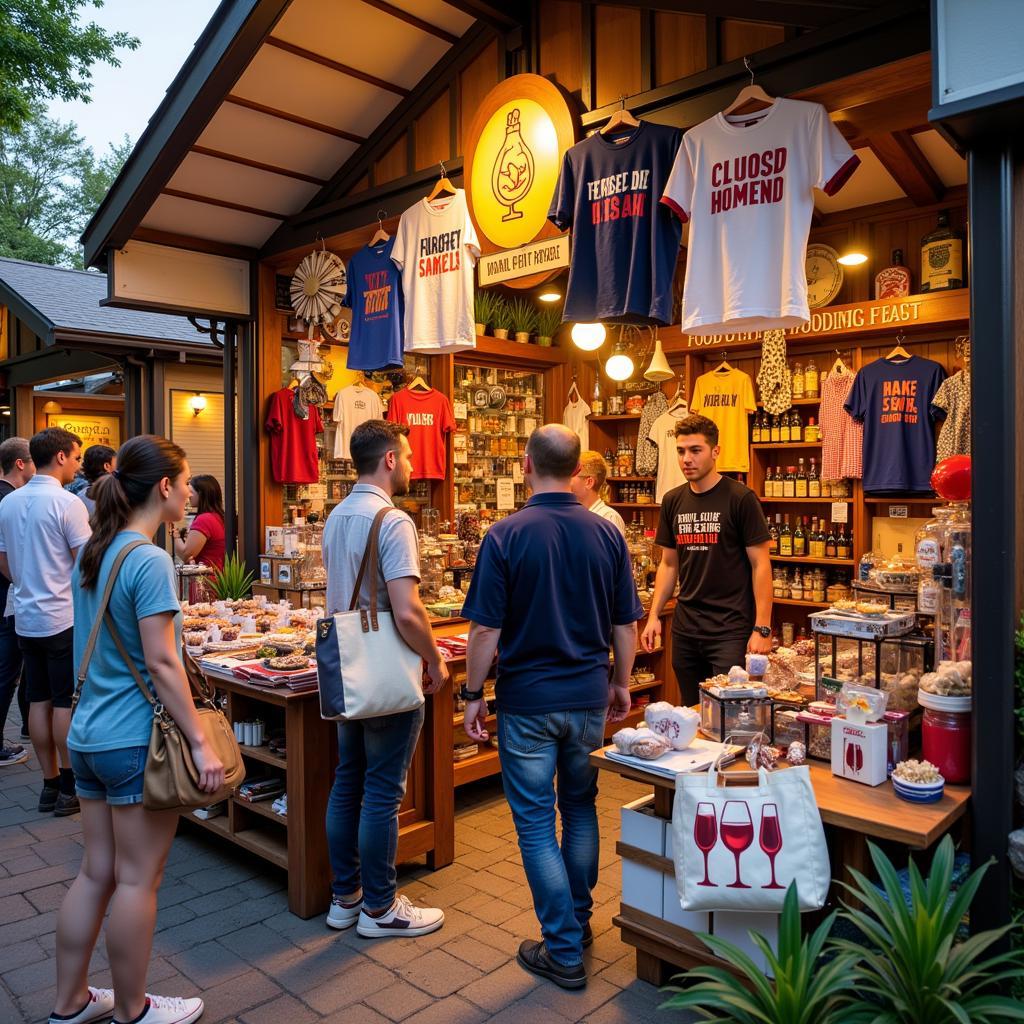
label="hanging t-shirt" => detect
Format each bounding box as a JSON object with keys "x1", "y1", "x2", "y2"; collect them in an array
[
  {"x1": 391, "y1": 190, "x2": 480, "y2": 354},
  {"x1": 548, "y1": 121, "x2": 683, "y2": 325},
  {"x1": 661, "y1": 98, "x2": 859, "y2": 335},
  {"x1": 563, "y1": 397, "x2": 591, "y2": 449},
  {"x1": 648, "y1": 405, "x2": 690, "y2": 502},
  {"x1": 845, "y1": 356, "x2": 946, "y2": 493},
  {"x1": 655, "y1": 476, "x2": 770, "y2": 638},
  {"x1": 343, "y1": 238, "x2": 404, "y2": 371},
  {"x1": 689, "y1": 368, "x2": 756, "y2": 473},
  {"x1": 265, "y1": 388, "x2": 322, "y2": 484},
  {"x1": 820, "y1": 369, "x2": 862, "y2": 481},
  {"x1": 333, "y1": 383, "x2": 384, "y2": 460},
  {"x1": 385, "y1": 387, "x2": 454, "y2": 480},
  {"x1": 932, "y1": 370, "x2": 971, "y2": 460}
]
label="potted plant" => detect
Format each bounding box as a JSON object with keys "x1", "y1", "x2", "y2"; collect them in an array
[
  {"x1": 473, "y1": 290, "x2": 498, "y2": 335},
  {"x1": 508, "y1": 297, "x2": 539, "y2": 343},
  {"x1": 536, "y1": 306, "x2": 562, "y2": 347},
  {"x1": 490, "y1": 296, "x2": 513, "y2": 339},
  {"x1": 208, "y1": 553, "x2": 256, "y2": 601}
]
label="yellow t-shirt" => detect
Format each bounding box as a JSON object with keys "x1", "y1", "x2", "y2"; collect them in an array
[{"x1": 690, "y1": 368, "x2": 756, "y2": 472}]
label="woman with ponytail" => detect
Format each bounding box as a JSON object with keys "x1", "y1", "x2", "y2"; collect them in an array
[{"x1": 50, "y1": 436, "x2": 223, "y2": 1024}]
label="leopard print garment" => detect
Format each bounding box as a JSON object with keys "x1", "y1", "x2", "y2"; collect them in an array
[{"x1": 756, "y1": 329, "x2": 791, "y2": 414}]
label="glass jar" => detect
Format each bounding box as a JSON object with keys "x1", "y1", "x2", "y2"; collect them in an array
[
  {"x1": 920, "y1": 697, "x2": 971, "y2": 784},
  {"x1": 915, "y1": 507, "x2": 953, "y2": 571}
]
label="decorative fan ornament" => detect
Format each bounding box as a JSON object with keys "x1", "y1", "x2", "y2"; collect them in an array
[
  {"x1": 290, "y1": 248, "x2": 347, "y2": 338},
  {"x1": 321, "y1": 308, "x2": 351, "y2": 344}
]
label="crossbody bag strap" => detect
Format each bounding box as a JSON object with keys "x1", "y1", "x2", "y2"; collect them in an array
[
  {"x1": 348, "y1": 506, "x2": 393, "y2": 612},
  {"x1": 103, "y1": 611, "x2": 173, "y2": 715},
  {"x1": 73, "y1": 539, "x2": 150, "y2": 710}
]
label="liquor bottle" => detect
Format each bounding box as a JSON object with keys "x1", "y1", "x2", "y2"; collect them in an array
[
  {"x1": 780, "y1": 412, "x2": 791, "y2": 443},
  {"x1": 752, "y1": 412, "x2": 762, "y2": 443},
  {"x1": 837, "y1": 524, "x2": 852, "y2": 560},
  {"x1": 795, "y1": 458, "x2": 808, "y2": 498},
  {"x1": 825, "y1": 523, "x2": 838, "y2": 558},
  {"x1": 791, "y1": 567, "x2": 803, "y2": 600},
  {"x1": 792, "y1": 362, "x2": 805, "y2": 399},
  {"x1": 793, "y1": 516, "x2": 806, "y2": 557},
  {"x1": 763, "y1": 466, "x2": 773, "y2": 499},
  {"x1": 920, "y1": 210, "x2": 964, "y2": 292},
  {"x1": 782, "y1": 465, "x2": 796, "y2": 499},
  {"x1": 821, "y1": 476, "x2": 832, "y2": 498},
  {"x1": 773, "y1": 464, "x2": 784, "y2": 498},
  {"x1": 768, "y1": 514, "x2": 780, "y2": 555},
  {"x1": 770, "y1": 415, "x2": 781, "y2": 443},
  {"x1": 804, "y1": 416, "x2": 819, "y2": 443},
  {"x1": 790, "y1": 408, "x2": 802, "y2": 440},
  {"x1": 875, "y1": 248, "x2": 912, "y2": 300},
  {"x1": 805, "y1": 357, "x2": 819, "y2": 398},
  {"x1": 810, "y1": 518, "x2": 826, "y2": 559},
  {"x1": 808, "y1": 457, "x2": 820, "y2": 498},
  {"x1": 592, "y1": 379, "x2": 604, "y2": 416},
  {"x1": 779, "y1": 515, "x2": 793, "y2": 556}
]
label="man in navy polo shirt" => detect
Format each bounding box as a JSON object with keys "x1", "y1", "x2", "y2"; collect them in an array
[{"x1": 462, "y1": 424, "x2": 642, "y2": 989}]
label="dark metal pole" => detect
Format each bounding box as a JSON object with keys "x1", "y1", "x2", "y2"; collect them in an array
[
  {"x1": 237, "y1": 320, "x2": 261, "y2": 570},
  {"x1": 222, "y1": 319, "x2": 237, "y2": 556}
]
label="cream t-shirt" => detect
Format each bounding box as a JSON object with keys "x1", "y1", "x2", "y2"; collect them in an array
[
  {"x1": 590, "y1": 498, "x2": 626, "y2": 537},
  {"x1": 333, "y1": 384, "x2": 383, "y2": 460},
  {"x1": 563, "y1": 398, "x2": 591, "y2": 449},
  {"x1": 648, "y1": 405, "x2": 690, "y2": 503}
]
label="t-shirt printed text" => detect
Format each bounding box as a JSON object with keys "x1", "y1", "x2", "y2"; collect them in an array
[
  {"x1": 587, "y1": 169, "x2": 650, "y2": 224},
  {"x1": 710, "y1": 147, "x2": 787, "y2": 215},
  {"x1": 880, "y1": 379, "x2": 918, "y2": 423},
  {"x1": 675, "y1": 510, "x2": 722, "y2": 551}
]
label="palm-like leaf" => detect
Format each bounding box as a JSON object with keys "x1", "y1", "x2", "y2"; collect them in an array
[
  {"x1": 507, "y1": 297, "x2": 539, "y2": 334},
  {"x1": 208, "y1": 553, "x2": 256, "y2": 602}
]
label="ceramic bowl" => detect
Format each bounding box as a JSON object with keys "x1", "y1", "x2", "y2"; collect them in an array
[{"x1": 891, "y1": 774, "x2": 945, "y2": 803}]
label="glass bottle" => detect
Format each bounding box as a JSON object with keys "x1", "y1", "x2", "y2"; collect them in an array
[
  {"x1": 792, "y1": 362, "x2": 805, "y2": 399},
  {"x1": 770, "y1": 415, "x2": 781, "y2": 443},
  {"x1": 793, "y1": 516, "x2": 806, "y2": 557},
  {"x1": 804, "y1": 416, "x2": 819, "y2": 443},
  {"x1": 782, "y1": 466, "x2": 796, "y2": 499},
  {"x1": 876, "y1": 248, "x2": 912, "y2": 300},
  {"x1": 812, "y1": 570, "x2": 826, "y2": 604},
  {"x1": 837, "y1": 524, "x2": 852, "y2": 561},
  {"x1": 779, "y1": 514, "x2": 793, "y2": 556},
  {"x1": 795, "y1": 458, "x2": 808, "y2": 498},
  {"x1": 768, "y1": 514, "x2": 779, "y2": 555},
  {"x1": 780, "y1": 412, "x2": 791, "y2": 443},
  {"x1": 763, "y1": 466, "x2": 773, "y2": 499},
  {"x1": 789, "y1": 408, "x2": 802, "y2": 440},
  {"x1": 825, "y1": 523, "x2": 838, "y2": 559},
  {"x1": 591, "y1": 379, "x2": 604, "y2": 416},
  {"x1": 752, "y1": 412, "x2": 762, "y2": 444},
  {"x1": 804, "y1": 357, "x2": 819, "y2": 398},
  {"x1": 807, "y1": 457, "x2": 820, "y2": 498},
  {"x1": 791, "y1": 567, "x2": 804, "y2": 600},
  {"x1": 920, "y1": 210, "x2": 964, "y2": 292}
]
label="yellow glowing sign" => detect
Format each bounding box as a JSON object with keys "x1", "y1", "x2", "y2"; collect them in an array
[{"x1": 46, "y1": 413, "x2": 120, "y2": 451}]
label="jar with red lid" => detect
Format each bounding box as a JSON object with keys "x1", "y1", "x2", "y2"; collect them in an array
[
  {"x1": 625, "y1": 395, "x2": 644, "y2": 415},
  {"x1": 919, "y1": 692, "x2": 971, "y2": 783}
]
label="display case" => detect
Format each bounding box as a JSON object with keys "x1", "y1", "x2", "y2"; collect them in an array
[
  {"x1": 698, "y1": 690, "x2": 772, "y2": 745},
  {"x1": 814, "y1": 632, "x2": 933, "y2": 713}
]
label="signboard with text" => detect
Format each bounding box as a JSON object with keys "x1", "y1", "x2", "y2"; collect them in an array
[{"x1": 45, "y1": 413, "x2": 120, "y2": 451}]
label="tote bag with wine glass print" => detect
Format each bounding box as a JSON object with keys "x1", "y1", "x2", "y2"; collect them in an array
[{"x1": 671, "y1": 763, "x2": 831, "y2": 912}]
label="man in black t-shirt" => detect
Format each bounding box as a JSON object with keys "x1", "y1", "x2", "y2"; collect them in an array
[{"x1": 641, "y1": 414, "x2": 772, "y2": 704}]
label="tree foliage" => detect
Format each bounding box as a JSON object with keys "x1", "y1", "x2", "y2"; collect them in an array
[{"x1": 0, "y1": 0, "x2": 138, "y2": 134}]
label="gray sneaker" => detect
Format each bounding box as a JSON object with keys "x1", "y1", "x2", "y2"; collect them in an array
[{"x1": 0, "y1": 744, "x2": 27, "y2": 766}]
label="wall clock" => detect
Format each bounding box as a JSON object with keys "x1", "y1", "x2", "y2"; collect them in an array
[{"x1": 805, "y1": 244, "x2": 844, "y2": 308}]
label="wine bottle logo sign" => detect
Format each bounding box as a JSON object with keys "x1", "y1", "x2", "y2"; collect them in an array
[{"x1": 492, "y1": 109, "x2": 534, "y2": 222}]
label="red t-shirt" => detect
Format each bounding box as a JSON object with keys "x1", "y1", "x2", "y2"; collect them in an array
[
  {"x1": 385, "y1": 387, "x2": 453, "y2": 479},
  {"x1": 265, "y1": 388, "x2": 323, "y2": 484},
  {"x1": 191, "y1": 512, "x2": 226, "y2": 569}
]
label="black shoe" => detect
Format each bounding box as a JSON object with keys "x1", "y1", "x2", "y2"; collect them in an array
[
  {"x1": 516, "y1": 940, "x2": 587, "y2": 990},
  {"x1": 38, "y1": 785, "x2": 59, "y2": 813},
  {"x1": 53, "y1": 792, "x2": 80, "y2": 817},
  {"x1": 581, "y1": 923, "x2": 593, "y2": 949}
]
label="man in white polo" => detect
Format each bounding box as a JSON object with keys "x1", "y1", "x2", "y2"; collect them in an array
[
  {"x1": 570, "y1": 450, "x2": 626, "y2": 537},
  {"x1": 0, "y1": 428, "x2": 91, "y2": 816}
]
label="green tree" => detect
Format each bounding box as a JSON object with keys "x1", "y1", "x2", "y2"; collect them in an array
[
  {"x1": 0, "y1": 104, "x2": 131, "y2": 267},
  {"x1": 0, "y1": 0, "x2": 138, "y2": 134}
]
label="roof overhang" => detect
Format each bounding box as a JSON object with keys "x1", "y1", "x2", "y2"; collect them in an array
[{"x1": 0, "y1": 348, "x2": 122, "y2": 388}]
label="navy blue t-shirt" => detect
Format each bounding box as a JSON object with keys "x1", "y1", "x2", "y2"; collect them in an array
[
  {"x1": 461, "y1": 492, "x2": 644, "y2": 714},
  {"x1": 548, "y1": 122, "x2": 683, "y2": 326},
  {"x1": 845, "y1": 355, "x2": 946, "y2": 493},
  {"x1": 343, "y1": 238, "x2": 404, "y2": 371}
]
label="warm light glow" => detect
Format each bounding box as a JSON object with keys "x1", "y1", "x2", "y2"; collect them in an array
[
  {"x1": 571, "y1": 322, "x2": 606, "y2": 351},
  {"x1": 42, "y1": 400, "x2": 63, "y2": 415},
  {"x1": 538, "y1": 291, "x2": 562, "y2": 302},
  {"x1": 189, "y1": 393, "x2": 207, "y2": 416},
  {"x1": 605, "y1": 352, "x2": 635, "y2": 381},
  {"x1": 837, "y1": 251, "x2": 868, "y2": 266}
]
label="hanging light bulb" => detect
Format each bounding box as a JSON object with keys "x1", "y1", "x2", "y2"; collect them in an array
[
  {"x1": 605, "y1": 337, "x2": 635, "y2": 381},
  {"x1": 571, "y1": 322, "x2": 606, "y2": 351}
]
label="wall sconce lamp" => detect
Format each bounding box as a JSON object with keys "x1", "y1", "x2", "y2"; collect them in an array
[{"x1": 189, "y1": 393, "x2": 207, "y2": 417}]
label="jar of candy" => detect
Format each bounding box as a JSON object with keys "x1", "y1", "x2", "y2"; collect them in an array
[{"x1": 919, "y1": 692, "x2": 970, "y2": 783}]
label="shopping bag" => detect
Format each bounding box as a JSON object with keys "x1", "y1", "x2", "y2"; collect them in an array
[{"x1": 670, "y1": 762, "x2": 830, "y2": 912}]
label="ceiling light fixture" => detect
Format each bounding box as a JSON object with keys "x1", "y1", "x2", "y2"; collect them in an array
[
  {"x1": 189, "y1": 393, "x2": 207, "y2": 417},
  {"x1": 571, "y1": 322, "x2": 606, "y2": 351},
  {"x1": 538, "y1": 290, "x2": 562, "y2": 302},
  {"x1": 644, "y1": 338, "x2": 674, "y2": 381},
  {"x1": 837, "y1": 251, "x2": 868, "y2": 266},
  {"x1": 42, "y1": 400, "x2": 63, "y2": 415},
  {"x1": 605, "y1": 337, "x2": 635, "y2": 381}
]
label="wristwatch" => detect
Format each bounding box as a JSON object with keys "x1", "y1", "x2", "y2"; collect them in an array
[
  {"x1": 753, "y1": 625, "x2": 772, "y2": 638},
  {"x1": 459, "y1": 684, "x2": 485, "y2": 702}
]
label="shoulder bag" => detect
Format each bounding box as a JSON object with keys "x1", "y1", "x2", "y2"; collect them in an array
[
  {"x1": 74, "y1": 538, "x2": 245, "y2": 811},
  {"x1": 316, "y1": 506, "x2": 425, "y2": 721}
]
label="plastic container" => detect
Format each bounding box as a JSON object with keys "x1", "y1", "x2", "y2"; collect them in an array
[{"x1": 919, "y1": 692, "x2": 971, "y2": 784}]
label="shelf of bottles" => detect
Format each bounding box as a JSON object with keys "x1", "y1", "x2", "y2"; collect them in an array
[
  {"x1": 451, "y1": 363, "x2": 543, "y2": 517},
  {"x1": 602, "y1": 436, "x2": 656, "y2": 508}
]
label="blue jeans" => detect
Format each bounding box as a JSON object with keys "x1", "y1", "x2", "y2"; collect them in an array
[
  {"x1": 0, "y1": 615, "x2": 23, "y2": 738},
  {"x1": 498, "y1": 708, "x2": 607, "y2": 968},
  {"x1": 70, "y1": 745, "x2": 148, "y2": 805},
  {"x1": 325, "y1": 704, "x2": 424, "y2": 911}
]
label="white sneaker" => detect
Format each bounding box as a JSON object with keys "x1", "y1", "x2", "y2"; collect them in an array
[
  {"x1": 129, "y1": 995, "x2": 204, "y2": 1024},
  {"x1": 326, "y1": 894, "x2": 363, "y2": 930},
  {"x1": 356, "y1": 893, "x2": 444, "y2": 938},
  {"x1": 49, "y1": 987, "x2": 114, "y2": 1024}
]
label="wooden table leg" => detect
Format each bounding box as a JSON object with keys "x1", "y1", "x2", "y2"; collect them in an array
[
  {"x1": 654, "y1": 786, "x2": 674, "y2": 819},
  {"x1": 831, "y1": 826, "x2": 872, "y2": 911},
  {"x1": 426, "y1": 689, "x2": 454, "y2": 869},
  {"x1": 636, "y1": 948, "x2": 671, "y2": 986}
]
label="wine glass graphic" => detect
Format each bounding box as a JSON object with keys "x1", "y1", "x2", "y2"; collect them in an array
[
  {"x1": 759, "y1": 803, "x2": 784, "y2": 889},
  {"x1": 491, "y1": 108, "x2": 534, "y2": 222},
  {"x1": 845, "y1": 739, "x2": 864, "y2": 775},
  {"x1": 693, "y1": 802, "x2": 718, "y2": 887},
  {"x1": 720, "y1": 800, "x2": 754, "y2": 889}
]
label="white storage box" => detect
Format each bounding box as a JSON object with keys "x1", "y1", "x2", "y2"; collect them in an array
[
  {"x1": 713, "y1": 911, "x2": 779, "y2": 976},
  {"x1": 663, "y1": 828, "x2": 711, "y2": 933},
  {"x1": 621, "y1": 796, "x2": 665, "y2": 918},
  {"x1": 830, "y1": 718, "x2": 889, "y2": 786}
]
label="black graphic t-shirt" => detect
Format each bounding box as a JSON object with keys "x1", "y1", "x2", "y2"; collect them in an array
[
  {"x1": 548, "y1": 121, "x2": 683, "y2": 325},
  {"x1": 655, "y1": 476, "x2": 770, "y2": 638}
]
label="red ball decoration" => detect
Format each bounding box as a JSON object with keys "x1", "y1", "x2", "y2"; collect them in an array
[{"x1": 931, "y1": 455, "x2": 971, "y2": 502}]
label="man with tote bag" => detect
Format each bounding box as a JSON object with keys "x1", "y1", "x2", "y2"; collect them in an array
[{"x1": 320, "y1": 420, "x2": 449, "y2": 938}]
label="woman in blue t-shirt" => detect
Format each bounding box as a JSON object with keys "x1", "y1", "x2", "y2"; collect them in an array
[{"x1": 51, "y1": 435, "x2": 224, "y2": 1024}]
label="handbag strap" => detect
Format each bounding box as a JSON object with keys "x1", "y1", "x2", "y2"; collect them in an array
[{"x1": 348, "y1": 506, "x2": 393, "y2": 632}]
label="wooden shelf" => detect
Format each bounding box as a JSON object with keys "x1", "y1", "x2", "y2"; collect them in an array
[
  {"x1": 234, "y1": 796, "x2": 287, "y2": 825},
  {"x1": 610, "y1": 502, "x2": 659, "y2": 509},
  {"x1": 773, "y1": 597, "x2": 831, "y2": 609},
  {"x1": 752, "y1": 441, "x2": 822, "y2": 449},
  {"x1": 760, "y1": 496, "x2": 850, "y2": 503},
  {"x1": 453, "y1": 747, "x2": 501, "y2": 786},
  {"x1": 628, "y1": 678, "x2": 662, "y2": 694},
  {"x1": 609, "y1": 475, "x2": 656, "y2": 482},
  {"x1": 771, "y1": 555, "x2": 855, "y2": 567},
  {"x1": 185, "y1": 813, "x2": 288, "y2": 870},
  {"x1": 238, "y1": 743, "x2": 287, "y2": 770},
  {"x1": 588, "y1": 414, "x2": 642, "y2": 422},
  {"x1": 468, "y1": 334, "x2": 569, "y2": 364},
  {"x1": 864, "y1": 496, "x2": 938, "y2": 506},
  {"x1": 757, "y1": 398, "x2": 821, "y2": 408}
]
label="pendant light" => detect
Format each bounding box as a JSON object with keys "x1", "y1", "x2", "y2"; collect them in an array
[
  {"x1": 571, "y1": 322, "x2": 606, "y2": 351},
  {"x1": 644, "y1": 338, "x2": 674, "y2": 381},
  {"x1": 605, "y1": 336, "x2": 635, "y2": 381}
]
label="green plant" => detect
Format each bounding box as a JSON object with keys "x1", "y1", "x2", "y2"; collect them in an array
[
  {"x1": 834, "y1": 836, "x2": 1024, "y2": 1023},
  {"x1": 1014, "y1": 611, "x2": 1024, "y2": 745},
  {"x1": 660, "y1": 884, "x2": 857, "y2": 1024},
  {"x1": 490, "y1": 296, "x2": 513, "y2": 331},
  {"x1": 536, "y1": 306, "x2": 563, "y2": 339},
  {"x1": 507, "y1": 297, "x2": 539, "y2": 335},
  {"x1": 207, "y1": 553, "x2": 256, "y2": 601},
  {"x1": 473, "y1": 289, "x2": 499, "y2": 327}
]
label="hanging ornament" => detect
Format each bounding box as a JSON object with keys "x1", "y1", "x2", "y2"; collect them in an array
[{"x1": 290, "y1": 246, "x2": 347, "y2": 339}]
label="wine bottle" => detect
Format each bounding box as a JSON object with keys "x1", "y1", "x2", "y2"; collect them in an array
[
  {"x1": 779, "y1": 515, "x2": 793, "y2": 557},
  {"x1": 920, "y1": 210, "x2": 964, "y2": 292},
  {"x1": 795, "y1": 458, "x2": 808, "y2": 498},
  {"x1": 808, "y1": 457, "x2": 821, "y2": 498},
  {"x1": 752, "y1": 412, "x2": 762, "y2": 444},
  {"x1": 772, "y1": 464, "x2": 784, "y2": 498},
  {"x1": 805, "y1": 357, "x2": 819, "y2": 399},
  {"x1": 837, "y1": 524, "x2": 852, "y2": 560},
  {"x1": 790, "y1": 408, "x2": 802, "y2": 440},
  {"x1": 792, "y1": 363, "x2": 805, "y2": 399},
  {"x1": 825, "y1": 523, "x2": 838, "y2": 558},
  {"x1": 793, "y1": 516, "x2": 806, "y2": 557},
  {"x1": 770, "y1": 415, "x2": 781, "y2": 443},
  {"x1": 876, "y1": 248, "x2": 912, "y2": 300},
  {"x1": 768, "y1": 514, "x2": 779, "y2": 555},
  {"x1": 780, "y1": 412, "x2": 791, "y2": 443},
  {"x1": 763, "y1": 466, "x2": 773, "y2": 499},
  {"x1": 783, "y1": 465, "x2": 796, "y2": 499}
]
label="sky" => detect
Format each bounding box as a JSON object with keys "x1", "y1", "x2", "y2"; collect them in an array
[{"x1": 46, "y1": 0, "x2": 220, "y2": 157}]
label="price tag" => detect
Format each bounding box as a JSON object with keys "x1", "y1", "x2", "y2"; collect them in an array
[
  {"x1": 888, "y1": 505, "x2": 909, "y2": 519},
  {"x1": 496, "y1": 478, "x2": 515, "y2": 510},
  {"x1": 830, "y1": 502, "x2": 848, "y2": 524},
  {"x1": 453, "y1": 401, "x2": 467, "y2": 420},
  {"x1": 512, "y1": 463, "x2": 524, "y2": 484},
  {"x1": 523, "y1": 417, "x2": 537, "y2": 435}
]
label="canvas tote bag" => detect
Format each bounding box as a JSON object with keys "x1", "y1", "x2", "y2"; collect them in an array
[
  {"x1": 670, "y1": 760, "x2": 831, "y2": 913},
  {"x1": 316, "y1": 506, "x2": 424, "y2": 721}
]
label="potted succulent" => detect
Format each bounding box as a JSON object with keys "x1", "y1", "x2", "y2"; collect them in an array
[
  {"x1": 490, "y1": 296, "x2": 513, "y2": 339},
  {"x1": 473, "y1": 290, "x2": 498, "y2": 335},
  {"x1": 208, "y1": 553, "x2": 256, "y2": 601},
  {"x1": 508, "y1": 297, "x2": 539, "y2": 344},
  {"x1": 536, "y1": 306, "x2": 562, "y2": 347}
]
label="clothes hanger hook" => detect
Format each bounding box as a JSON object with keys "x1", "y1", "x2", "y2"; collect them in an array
[
  {"x1": 743, "y1": 56, "x2": 755, "y2": 86},
  {"x1": 439, "y1": 160, "x2": 446, "y2": 177},
  {"x1": 376, "y1": 208, "x2": 387, "y2": 225}
]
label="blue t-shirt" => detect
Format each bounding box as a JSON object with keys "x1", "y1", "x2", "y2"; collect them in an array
[
  {"x1": 845, "y1": 355, "x2": 946, "y2": 493},
  {"x1": 343, "y1": 238, "x2": 405, "y2": 371},
  {"x1": 461, "y1": 493, "x2": 644, "y2": 714},
  {"x1": 68, "y1": 532, "x2": 183, "y2": 753},
  {"x1": 548, "y1": 121, "x2": 683, "y2": 326}
]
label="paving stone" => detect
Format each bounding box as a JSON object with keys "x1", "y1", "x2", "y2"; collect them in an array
[
  {"x1": 239, "y1": 993, "x2": 319, "y2": 1024},
  {"x1": 0, "y1": 892, "x2": 37, "y2": 923},
  {"x1": 482, "y1": 1002, "x2": 575, "y2": 1024},
  {"x1": 31, "y1": 837, "x2": 84, "y2": 866},
  {"x1": 22, "y1": 816, "x2": 84, "y2": 842},
  {"x1": 169, "y1": 940, "x2": 251, "y2": 989},
  {"x1": 455, "y1": 894, "x2": 520, "y2": 926},
  {"x1": 0, "y1": 938, "x2": 46, "y2": 973},
  {"x1": 218, "y1": 923, "x2": 299, "y2": 962},
  {"x1": 459, "y1": 959, "x2": 541, "y2": 1013},
  {"x1": 3, "y1": 850, "x2": 46, "y2": 875},
  {"x1": 188, "y1": 969, "x2": 279, "y2": 1024},
  {"x1": 319, "y1": 1003, "x2": 392, "y2": 1024},
  {"x1": 156, "y1": 879, "x2": 203, "y2": 909},
  {"x1": 395, "y1": 948, "x2": 484, "y2": 998},
  {"x1": 440, "y1": 934, "x2": 509, "y2": 973},
  {"x1": 459, "y1": 830, "x2": 507, "y2": 854},
  {"x1": 18, "y1": 982, "x2": 58, "y2": 1023},
  {"x1": 24, "y1": 882, "x2": 68, "y2": 914},
  {"x1": 2, "y1": 953, "x2": 60, "y2": 996},
  {"x1": 363, "y1": 978, "x2": 436, "y2": 1021},
  {"x1": 0, "y1": 908, "x2": 56, "y2": 946},
  {"x1": 155, "y1": 903, "x2": 198, "y2": 930},
  {"x1": 302, "y1": 959, "x2": 394, "y2": 1014},
  {"x1": 398, "y1": 994, "x2": 487, "y2": 1024},
  {"x1": 0, "y1": 982, "x2": 20, "y2": 1024},
  {"x1": 514, "y1": 975, "x2": 621, "y2": 1023},
  {"x1": 0, "y1": 862, "x2": 77, "y2": 898}
]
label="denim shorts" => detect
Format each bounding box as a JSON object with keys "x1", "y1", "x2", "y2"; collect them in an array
[{"x1": 70, "y1": 745, "x2": 148, "y2": 805}]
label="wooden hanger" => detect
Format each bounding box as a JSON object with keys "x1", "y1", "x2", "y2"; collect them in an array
[
  {"x1": 831, "y1": 349, "x2": 850, "y2": 375},
  {"x1": 668, "y1": 374, "x2": 687, "y2": 412},
  {"x1": 567, "y1": 374, "x2": 581, "y2": 401},
  {"x1": 409, "y1": 375, "x2": 431, "y2": 393},
  {"x1": 427, "y1": 161, "x2": 456, "y2": 203},
  {"x1": 722, "y1": 57, "x2": 775, "y2": 119},
  {"x1": 370, "y1": 208, "x2": 389, "y2": 246},
  {"x1": 601, "y1": 95, "x2": 640, "y2": 136},
  {"x1": 714, "y1": 351, "x2": 732, "y2": 373},
  {"x1": 886, "y1": 332, "x2": 911, "y2": 361}
]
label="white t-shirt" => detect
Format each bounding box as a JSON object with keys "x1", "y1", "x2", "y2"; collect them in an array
[
  {"x1": 590, "y1": 498, "x2": 626, "y2": 537},
  {"x1": 661, "y1": 98, "x2": 858, "y2": 335},
  {"x1": 648, "y1": 406, "x2": 690, "y2": 503},
  {"x1": 332, "y1": 383, "x2": 383, "y2": 460},
  {"x1": 391, "y1": 189, "x2": 480, "y2": 354},
  {"x1": 563, "y1": 397, "x2": 591, "y2": 449},
  {"x1": 0, "y1": 474, "x2": 92, "y2": 637}
]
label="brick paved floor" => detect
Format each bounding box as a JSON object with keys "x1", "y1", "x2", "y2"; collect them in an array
[{"x1": 0, "y1": 723, "x2": 698, "y2": 1024}]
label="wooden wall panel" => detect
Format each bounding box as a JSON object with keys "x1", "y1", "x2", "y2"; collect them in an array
[
  {"x1": 373, "y1": 134, "x2": 408, "y2": 187},
  {"x1": 415, "y1": 88, "x2": 452, "y2": 173},
  {"x1": 539, "y1": 0, "x2": 582, "y2": 99},
  {"x1": 594, "y1": 5, "x2": 642, "y2": 107},
  {"x1": 654, "y1": 12, "x2": 706, "y2": 86},
  {"x1": 458, "y1": 39, "x2": 498, "y2": 154},
  {"x1": 721, "y1": 19, "x2": 786, "y2": 63}
]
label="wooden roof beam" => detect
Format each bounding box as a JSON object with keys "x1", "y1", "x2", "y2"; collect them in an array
[
  {"x1": 868, "y1": 130, "x2": 945, "y2": 206},
  {"x1": 223, "y1": 95, "x2": 366, "y2": 144},
  {"x1": 263, "y1": 36, "x2": 409, "y2": 96},
  {"x1": 190, "y1": 145, "x2": 328, "y2": 186}
]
